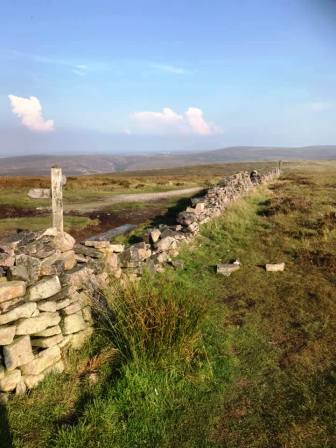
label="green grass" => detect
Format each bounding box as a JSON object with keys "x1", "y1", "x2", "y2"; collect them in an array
[
  {"x1": 0, "y1": 215, "x2": 98, "y2": 234},
  {"x1": 4, "y1": 162, "x2": 336, "y2": 447}
]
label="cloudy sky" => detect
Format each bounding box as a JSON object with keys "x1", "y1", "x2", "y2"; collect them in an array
[{"x1": 1, "y1": 0, "x2": 336, "y2": 155}]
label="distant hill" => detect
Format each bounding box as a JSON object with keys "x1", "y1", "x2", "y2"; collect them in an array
[{"x1": 0, "y1": 145, "x2": 336, "y2": 176}]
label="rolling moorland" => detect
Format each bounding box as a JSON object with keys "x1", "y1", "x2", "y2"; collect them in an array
[
  {"x1": 1, "y1": 159, "x2": 336, "y2": 447},
  {"x1": 0, "y1": 161, "x2": 275, "y2": 241},
  {"x1": 1, "y1": 145, "x2": 336, "y2": 175}
]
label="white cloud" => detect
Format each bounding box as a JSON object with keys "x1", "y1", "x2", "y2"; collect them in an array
[
  {"x1": 130, "y1": 107, "x2": 220, "y2": 135},
  {"x1": 8, "y1": 95, "x2": 54, "y2": 133}
]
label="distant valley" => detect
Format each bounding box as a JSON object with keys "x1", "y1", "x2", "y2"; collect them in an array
[{"x1": 1, "y1": 145, "x2": 336, "y2": 175}]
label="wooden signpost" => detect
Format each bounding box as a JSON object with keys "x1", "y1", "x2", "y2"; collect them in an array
[{"x1": 51, "y1": 166, "x2": 64, "y2": 233}]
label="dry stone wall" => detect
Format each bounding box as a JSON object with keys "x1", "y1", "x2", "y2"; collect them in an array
[
  {"x1": 0, "y1": 168, "x2": 279, "y2": 397},
  {"x1": 0, "y1": 229, "x2": 94, "y2": 397}
]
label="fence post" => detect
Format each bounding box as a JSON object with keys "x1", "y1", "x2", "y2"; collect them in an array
[
  {"x1": 51, "y1": 166, "x2": 64, "y2": 233},
  {"x1": 278, "y1": 160, "x2": 283, "y2": 171}
]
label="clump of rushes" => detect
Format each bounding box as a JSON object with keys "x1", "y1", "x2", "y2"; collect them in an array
[{"x1": 94, "y1": 271, "x2": 208, "y2": 365}]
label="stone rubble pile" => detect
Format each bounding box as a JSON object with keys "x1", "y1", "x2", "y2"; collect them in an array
[{"x1": 0, "y1": 168, "x2": 279, "y2": 397}]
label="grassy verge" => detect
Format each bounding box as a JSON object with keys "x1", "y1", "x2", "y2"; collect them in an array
[{"x1": 4, "y1": 164, "x2": 336, "y2": 447}]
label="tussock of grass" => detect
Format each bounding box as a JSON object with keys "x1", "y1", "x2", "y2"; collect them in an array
[{"x1": 95, "y1": 274, "x2": 208, "y2": 364}]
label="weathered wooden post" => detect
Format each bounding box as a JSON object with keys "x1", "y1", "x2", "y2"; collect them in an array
[
  {"x1": 278, "y1": 160, "x2": 283, "y2": 171},
  {"x1": 51, "y1": 166, "x2": 64, "y2": 233}
]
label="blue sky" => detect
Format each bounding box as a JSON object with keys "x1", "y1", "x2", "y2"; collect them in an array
[{"x1": 1, "y1": 0, "x2": 336, "y2": 155}]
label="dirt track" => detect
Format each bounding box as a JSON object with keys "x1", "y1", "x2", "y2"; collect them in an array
[{"x1": 64, "y1": 187, "x2": 203, "y2": 212}]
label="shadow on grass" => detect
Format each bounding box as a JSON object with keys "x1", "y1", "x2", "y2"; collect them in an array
[{"x1": 0, "y1": 404, "x2": 13, "y2": 448}]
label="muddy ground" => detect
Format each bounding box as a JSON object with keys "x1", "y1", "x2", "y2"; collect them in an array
[{"x1": 0, "y1": 196, "x2": 190, "y2": 242}]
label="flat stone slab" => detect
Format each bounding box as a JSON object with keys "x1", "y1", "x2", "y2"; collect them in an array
[
  {"x1": 0, "y1": 281, "x2": 26, "y2": 303},
  {"x1": 20, "y1": 346, "x2": 61, "y2": 376},
  {"x1": 28, "y1": 276, "x2": 61, "y2": 301},
  {"x1": 217, "y1": 263, "x2": 240, "y2": 276},
  {"x1": 86, "y1": 224, "x2": 136, "y2": 242},
  {"x1": 0, "y1": 302, "x2": 37, "y2": 325},
  {"x1": 27, "y1": 188, "x2": 51, "y2": 199},
  {"x1": 15, "y1": 312, "x2": 61, "y2": 335},
  {"x1": 266, "y1": 263, "x2": 285, "y2": 272},
  {"x1": 31, "y1": 334, "x2": 63, "y2": 348},
  {"x1": 3, "y1": 335, "x2": 34, "y2": 370}
]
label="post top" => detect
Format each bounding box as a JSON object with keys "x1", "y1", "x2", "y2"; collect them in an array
[{"x1": 51, "y1": 165, "x2": 61, "y2": 169}]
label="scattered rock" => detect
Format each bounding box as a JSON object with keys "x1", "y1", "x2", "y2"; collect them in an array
[
  {"x1": 27, "y1": 188, "x2": 51, "y2": 199},
  {"x1": 266, "y1": 263, "x2": 285, "y2": 272},
  {"x1": 217, "y1": 263, "x2": 241, "y2": 277}
]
